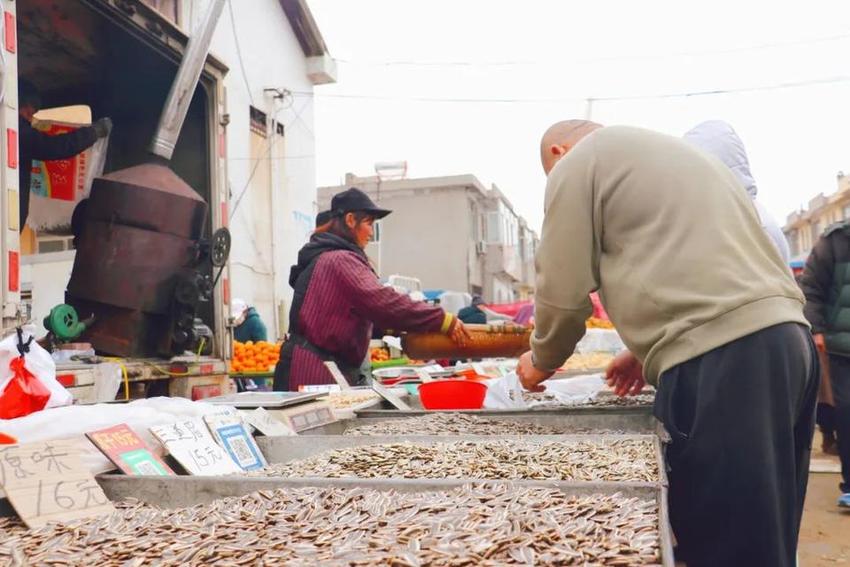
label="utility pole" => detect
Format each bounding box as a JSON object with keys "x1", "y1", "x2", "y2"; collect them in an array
[{"x1": 584, "y1": 98, "x2": 595, "y2": 120}]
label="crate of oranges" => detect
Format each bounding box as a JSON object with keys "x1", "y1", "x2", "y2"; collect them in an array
[{"x1": 230, "y1": 340, "x2": 282, "y2": 375}]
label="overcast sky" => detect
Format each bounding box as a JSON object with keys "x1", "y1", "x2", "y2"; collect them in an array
[{"x1": 305, "y1": 0, "x2": 850, "y2": 232}]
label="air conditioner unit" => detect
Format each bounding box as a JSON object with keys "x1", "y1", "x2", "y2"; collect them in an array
[
  {"x1": 476, "y1": 241, "x2": 487, "y2": 255},
  {"x1": 36, "y1": 235, "x2": 75, "y2": 254}
]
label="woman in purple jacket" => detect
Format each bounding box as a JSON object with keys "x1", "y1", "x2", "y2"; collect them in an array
[{"x1": 274, "y1": 188, "x2": 468, "y2": 391}]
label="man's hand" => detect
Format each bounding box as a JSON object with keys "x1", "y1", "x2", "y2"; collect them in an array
[
  {"x1": 93, "y1": 117, "x2": 113, "y2": 138},
  {"x1": 517, "y1": 351, "x2": 555, "y2": 392},
  {"x1": 605, "y1": 350, "x2": 645, "y2": 397},
  {"x1": 448, "y1": 319, "x2": 470, "y2": 347},
  {"x1": 813, "y1": 333, "x2": 827, "y2": 354}
]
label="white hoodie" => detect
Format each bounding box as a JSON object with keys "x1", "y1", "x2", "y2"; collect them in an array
[{"x1": 684, "y1": 120, "x2": 790, "y2": 264}]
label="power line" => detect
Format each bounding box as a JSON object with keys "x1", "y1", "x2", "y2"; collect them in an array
[
  {"x1": 293, "y1": 75, "x2": 850, "y2": 105},
  {"x1": 227, "y1": 0, "x2": 254, "y2": 106},
  {"x1": 227, "y1": 154, "x2": 316, "y2": 161},
  {"x1": 332, "y1": 32, "x2": 850, "y2": 68},
  {"x1": 229, "y1": 96, "x2": 312, "y2": 220}
]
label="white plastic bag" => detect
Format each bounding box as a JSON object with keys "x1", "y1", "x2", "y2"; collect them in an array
[
  {"x1": 0, "y1": 325, "x2": 72, "y2": 410},
  {"x1": 482, "y1": 373, "x2": 528, "y2": 410},
  {"x1": 483, "y1": 372, "x2": 607, "y2": 410},
  {"x1": 0, "y1": 397, "x2": 235, "y2": 485}
]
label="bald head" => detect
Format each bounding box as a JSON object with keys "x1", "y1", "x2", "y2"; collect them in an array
[{"x1": 540, "y1": 120, "x2": 603, "y2": 174}]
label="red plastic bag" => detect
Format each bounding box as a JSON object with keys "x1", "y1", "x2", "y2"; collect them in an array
[{"x1": 0, "y1": 357, "x2": 51, "y2": 419}]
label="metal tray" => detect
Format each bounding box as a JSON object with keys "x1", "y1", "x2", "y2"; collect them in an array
[
  {"x1": 94, "y1": 476, "x2": 673, "y2": 567},
  {"x1": 254, "y1": 433, "x2": 667, "y2": 485},
  {"x1": 355, "y1": 402, "x2": 655, "y2": 418},
  {"x1": 300, "y1": 412, "x2": 659, "y2": 434},
  {"x1": 202, "y1": 391, "x2": 323, "y2": 408}
]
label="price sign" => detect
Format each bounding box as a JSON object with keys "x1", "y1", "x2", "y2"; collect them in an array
[
  {"x1": 150, "y1": 419, "x2": 240, "y2": 476},
  {"x1": 204, "y1": 413, "x2": 267, "y2": 471},
  {"x1": 0, "y1": 439, "x2": 114, "y2": 528},
  {"x1": 242, "y1": 408, "x2": 296, "y2": 437},
  {"x1": 371, "y1": 381, "x2": 411, "y2": 410},
  {"x1": 86, "y1": 424, "x2": 174, "y2": 476}
]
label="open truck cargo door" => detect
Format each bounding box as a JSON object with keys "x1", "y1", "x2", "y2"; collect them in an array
[{"x1": 8, "y1": 0, "x2": 234, "y2": 401}]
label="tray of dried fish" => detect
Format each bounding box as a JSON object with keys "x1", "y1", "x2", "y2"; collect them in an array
[
  {"x1": 299, "y1": 411, "x2": 658, "y2": 435},
  {"x1": 252, "y1": 434, "x2": 664, "y2": 484},
  {"x1": 11, "y1": 482, "x2": 672, "y2": 566},
  {"x1": 354, "y1": 399, "x2": 655, "y2": 418}
]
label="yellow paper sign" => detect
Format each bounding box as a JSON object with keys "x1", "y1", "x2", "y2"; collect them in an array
[{"x1": 0, "y1": 439, "x2": 114, "y2": 528}]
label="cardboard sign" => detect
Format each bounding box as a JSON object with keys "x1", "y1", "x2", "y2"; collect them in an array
[
  {"x1": 204, "y1": 413, "x2": 267, "y2": 471},
  {"x1": 150, "y1": 419, "x2": 240, "y2": 476},
  {"x1": 0, "y1": 439, "x2": 114, "y2": 527},
  {"x1": 323, "y1": 361, "x2": 352, "y2": 390},
  {"x1": 86, "y1": 424, "x2": 174, "y2": 476},
  {"x1": 371, "y1": 381, "x2": 411, "y2": 410},
  {"x1": 242, "y1": 408, "x2": 296, "y2": 437}
]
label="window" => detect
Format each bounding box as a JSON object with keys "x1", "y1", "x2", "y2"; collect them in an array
[
  {"x1": 486, "y1": 212, "x2": 502, "y2": 244},
  {"x1": 370, "y1": 222, "x2": 381, "y2": 243},
  {"x1": 812, "y1": 222, "x2": 822, "y2": 241},
  {"x1": 843, "y1": 204, "x2": 850, "y2": 220},
  {"x1": 141, "y1": 0, "x2": 181, "y2": 24},
  {"x1": 250, "y1": 106, "x2": 268, "y2": 137}
]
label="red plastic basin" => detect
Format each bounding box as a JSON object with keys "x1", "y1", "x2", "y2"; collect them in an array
[{"x1": 418, "y1": 379, "x2": 487, "y2": 410}]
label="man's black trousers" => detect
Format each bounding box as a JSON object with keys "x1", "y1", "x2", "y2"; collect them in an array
[{"x1": 654, "y1": 323, "x2": 819, "y2": 567}]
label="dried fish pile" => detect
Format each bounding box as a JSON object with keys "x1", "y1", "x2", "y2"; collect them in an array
[
  {"x1": 587, "y1": 394, "x2": 656, "y2": 407},
  {"x1": 344, "y1": 413, "x2": 570, "y2": 436},
  {"x1": 521, "y1": 391, "x2": 655, "y2": 409},
  {"x1": 0, "y1": 484, "x2": 662, "y2": 566},
  {"x1": 249, "y1": 438, "x2": 659, "y2": 482}
]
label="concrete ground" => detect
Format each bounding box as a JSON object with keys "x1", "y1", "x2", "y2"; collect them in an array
[{"x1": 798, "y1": 433, "x2": 850, "y2": 566}]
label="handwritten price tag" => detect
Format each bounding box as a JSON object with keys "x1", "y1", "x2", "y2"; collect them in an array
[
  {"x1": 86, "y1": 424, "x2": 173, "y2": 476},
  {"x1": 150, "y1": 419, "x2": 240, "y2": 476},
  {"x1": 0, "y1": 439, "x2": 114, "y2": 528}
]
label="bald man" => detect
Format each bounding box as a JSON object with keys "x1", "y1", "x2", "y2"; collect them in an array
[{"x1": 517, "y1": 121, "x2": 818, "y2": 567}]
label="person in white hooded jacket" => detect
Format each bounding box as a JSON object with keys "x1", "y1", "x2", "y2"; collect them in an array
[{"x1": 684, "y1": 120, "x2": 791, "y2": 265}]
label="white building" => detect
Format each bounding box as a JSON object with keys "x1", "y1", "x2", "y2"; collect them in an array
[
  {"x1": 195, "y1": 0, "x2": 335, "y2": 338},
  {"x1": 319, "y1": 173, "x2": 538, "y2": 303}
]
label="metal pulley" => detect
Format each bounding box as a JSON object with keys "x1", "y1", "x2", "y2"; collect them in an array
[{"x1": 209, "y1": 228, "x2": 231, "y2": 267}]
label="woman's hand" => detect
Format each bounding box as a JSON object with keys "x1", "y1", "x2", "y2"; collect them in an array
[
  {"x1": 605, "y1": 350, "x2": 645, "y2": 397},
  {"x1": 448, "y1": 319, "x2": 471, "y2": 347}
]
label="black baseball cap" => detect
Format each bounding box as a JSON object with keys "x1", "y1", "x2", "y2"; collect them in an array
[
  {"x1": 330, "y1": 187, "x2": 392, "y2": 219},
  {"x1": 315, "y1": 210, "x2": 332, "y2": 227}
]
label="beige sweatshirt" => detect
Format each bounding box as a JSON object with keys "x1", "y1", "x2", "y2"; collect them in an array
[{"x1": 531, "y1": 126, "x2": 807, "y2": 385}]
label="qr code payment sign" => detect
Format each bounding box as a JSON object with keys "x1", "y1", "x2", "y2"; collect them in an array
[{"x1": 218, "y1": 424, "x2": 266, "y2": 471}]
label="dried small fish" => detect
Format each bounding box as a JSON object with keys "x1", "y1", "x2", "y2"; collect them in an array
[
  {"x1": 0, "y1": 485, "x2": 661, "y2": 565},
  {"x1": 248, "y1": 438, "x2": 659, "y2": 482},
  {"x1": 344, "y1": 413, "x2": 596, "y2": 436},
  {"x1": 521, "y1": 391, "x2": 656, "y2": 409}
]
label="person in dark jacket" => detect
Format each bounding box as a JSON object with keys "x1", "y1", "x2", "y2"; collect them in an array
[
  {"x1": 18, "y1": 80, "x2": 112, "y2": 231},
  {"x1": 232, "y1": 298, "x2": 268, "y2": 343},
  {"x1": 274, "y1": 188, "x2": 469, "y2": 391},
  {"x1": 800, "y1": 222, "x2": 850, "y2": 508},
  {"x1": 457, "y1": 296, "x2": 487, "y2": 324}
]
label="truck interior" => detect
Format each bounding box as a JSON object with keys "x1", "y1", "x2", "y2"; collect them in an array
[{"x1": 18, "y1": 0, "x2": 218, "y2": 331}]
